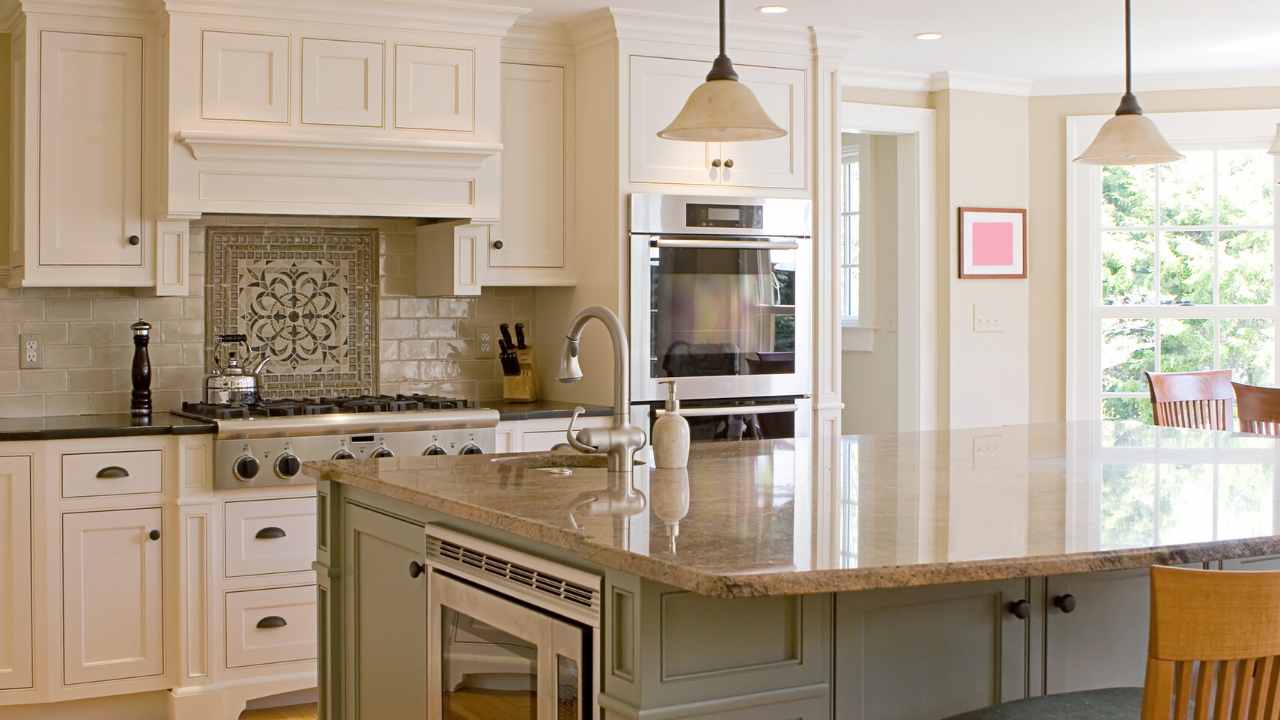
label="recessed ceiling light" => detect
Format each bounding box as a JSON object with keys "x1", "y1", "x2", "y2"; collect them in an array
[
  {"x1": 915, "y1": 32, "x2": 944, "y2": 40},
  {"x1": 757, "y1": 5, "x2": 789, "y2": 14}
]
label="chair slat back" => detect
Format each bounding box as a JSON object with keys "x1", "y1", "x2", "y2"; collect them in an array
[
  {"x1": 1142, "y1": 566, "x2": 1280, "y2": 720},
  {"x1": 1233, "y1": 382, "x2": 1280, "y2": 437},
  {"x1": 1146, "y1": 371, "x2": 1235, "y2": 431}
]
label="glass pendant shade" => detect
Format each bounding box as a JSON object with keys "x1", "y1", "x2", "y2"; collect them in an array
[
  {"x1": 1268, "y1": 123, "x2": 1280, "y2": 155},
  {"x1": 658, "y1": 79, "x2": 785, "y2": 142},
  {"x1": 1075, "y1": 112, "x2": 1185, "y2": 166},
  {"x1": 657, "y1": 0, "x2": 786, "y2": 143}
]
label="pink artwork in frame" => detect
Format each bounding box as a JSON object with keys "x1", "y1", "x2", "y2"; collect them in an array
[{"x1": 959, "y1": 207, "x2": 1027, "y2": 279}]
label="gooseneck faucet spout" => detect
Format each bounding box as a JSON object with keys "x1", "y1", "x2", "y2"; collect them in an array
[{"x1": 558, "y1": 305, "x2": 647, "y2": 474}]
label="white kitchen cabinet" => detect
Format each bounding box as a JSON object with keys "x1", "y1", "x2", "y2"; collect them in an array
[
  {"x1": 200, "y1": 30, "x2": 291, "y2": 123},
  {"x1": 0, "y1": 457, "x2": 32, "y2": 691},
  {"x1": 395, "y1": 44, "x2": 476, "y2": 131},
  {"x1": 495, "y1": 415, "x2": 613, "y2": 453},
  {"x1": 301, "y1": 38, "x2": 385, "y2": 127},
  {"x1": 628, "y1": 55, "x2": 806, "y2": 190},
  {"x1": 62, "y1": 507, "x2": 164, "y2": 685},
  {"x1": 35, "y1": 32, "x2": 146, "y2": 279},
  {"x1": 492, "y1": 62, "x2": 566, "y2": 272}
]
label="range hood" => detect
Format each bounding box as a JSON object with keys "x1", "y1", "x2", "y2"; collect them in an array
[{"x1": 173, "y1": 131, "x2": 501, "y2": 219}]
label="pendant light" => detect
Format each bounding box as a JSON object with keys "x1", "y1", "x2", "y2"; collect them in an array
[
  {"x1": 1268, "y1": 123, "x2": 1280, "y2": 156},
  {"x1": 1075, "y1": 0, "x2": 1183, "y2": 166},
  {"x1": 657, "y1": 0, "x2": 786, "y2": 142}
]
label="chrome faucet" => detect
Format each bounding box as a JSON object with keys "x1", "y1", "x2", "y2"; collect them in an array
[{"x1": 558, "y1": 305, "x2": 647, "y2": 474}]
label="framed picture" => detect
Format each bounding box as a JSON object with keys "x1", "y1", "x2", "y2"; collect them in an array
[{"x1": 958, "y1": 207, "x2": 1027, "y2": 279}]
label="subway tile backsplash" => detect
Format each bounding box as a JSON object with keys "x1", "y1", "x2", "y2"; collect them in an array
[{"x1": 0, "y1": 215, "x2": 534, "y2": 418}]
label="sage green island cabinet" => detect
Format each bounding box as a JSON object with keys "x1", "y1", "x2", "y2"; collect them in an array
[{"x1": 310, "y1": 421, "x2": 1280, "y2": 720}]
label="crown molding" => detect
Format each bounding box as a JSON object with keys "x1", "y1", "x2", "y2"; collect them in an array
[
  {"x1": 503, "y1": 16, "x2": 571, "y2": 52},
  {"x1": 1032, "y1": 68, "x2": 1280, "y2": 97},
  {"x1": 570, "y1": 7, "x2": 814, "y2": 57},
  {"x1": 930, "y1": 71, "x2": 1032, "y2": 97},
  {"x1": 4, "y1": 0, "x2": 158, "y2": 21},
  {"x1": 811, "y1": 27, "x2": 862, "y2": 62},
  {"x1": 839, "y1": 65, "x2": 932, "y2": 93},
  {"x1": 160, "y1": 0, "x2": 529, "y2": 36}
]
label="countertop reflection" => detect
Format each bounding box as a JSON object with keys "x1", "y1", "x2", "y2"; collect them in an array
[{"x1": 307, "y1": 421, "x2": 1280, "y2": 598}]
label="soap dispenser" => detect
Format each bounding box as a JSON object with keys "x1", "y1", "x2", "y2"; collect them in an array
[{"x1": 653, "y1": 379, "x2": 690, "y2": 469}]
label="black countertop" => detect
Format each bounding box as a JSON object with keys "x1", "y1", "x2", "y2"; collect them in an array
[
  {"x1": 489, "y1": 400, "x2": 614, "y2": 422},
  {"x1": 0, "y1": 412, "x2": 217, "y2": 442}
]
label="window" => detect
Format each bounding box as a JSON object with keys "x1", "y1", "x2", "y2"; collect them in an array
[
  {"x1": 1068, "y1": 111, "x2": 1280, "y2": 422},
  {"x1": 841, "y1": 145, "x2": 861, "y2": 321}
]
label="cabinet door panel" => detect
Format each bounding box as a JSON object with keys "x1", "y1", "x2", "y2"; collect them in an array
[
  {"x1": 1044, "y1": 569, "x2": 1150, "y2": 694},
  {"x1": 39, "y1": 32, "x2": 143, "y2": 267},
  {"x1": 720, "y1": 64, "x2": 806, "y2": 190},
  {"x1": 63, "y1": 507, "x2": 164, "y2": 684},
  {"x1": 395, "y1": 44, "x2": 475, "y2": 131},
  {"x1": 0, "y1": 457, "x2": 32, "y2": 691},
  {"x1": 836, "y1": 580, "x2": 1031, "y2": 720},
  {"x1": 302, "y1": 38, "x2": 384, "y2": 127},
  {"x1": 628, "y1": 56, "x2": 716, "y2": 185},
  {"x1": 495, "y1": 63, "x2": 565, "y2": 269},
  {"x1": 201, "y1": 30, "x2": 290, "y2": 122},
  {"x1": 343, "y1": 503, "x2": 426, "y2": 719}
]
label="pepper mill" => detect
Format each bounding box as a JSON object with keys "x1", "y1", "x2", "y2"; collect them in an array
[{"x1": 130, "y1": 319, "x2": 152, "y2": 418}]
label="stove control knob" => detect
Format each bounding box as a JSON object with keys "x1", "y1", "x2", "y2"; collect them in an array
[
  {"x1": 422, "y1": 445, "x2": 447, "y2": 456},
  {"x1": 233, "y1": 455, "x2": 260, "y2": 482},
  {"x1": 459, "y1": 444, "x2": 484, "y2": 456},
  {"x1": 275, "y1": 453, "x2": 301, "y2": 479},
  {"x1": 371, "y1": 447, "x2": 395, "y2": 459},
  {"x1": 331, "y1": 448, "x2": 356, "y2": 461}
]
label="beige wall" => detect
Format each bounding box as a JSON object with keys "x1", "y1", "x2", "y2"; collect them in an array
[
  {"x1": 842, "y1": 134, "x2": 901, "y2": 433},
  {"x1": 938, "y1": 90, "x2": 1032, "y2": 428},
  {"x1": 1027, "y1": 86, "x2": 1280, "y2": 423}
]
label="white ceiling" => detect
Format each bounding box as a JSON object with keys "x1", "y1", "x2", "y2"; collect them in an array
[{"x1": 498, "y1": 0, "x2": 1280, "y2": 93}]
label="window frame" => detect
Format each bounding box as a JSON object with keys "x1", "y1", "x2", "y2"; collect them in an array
[{"x1": 1066, "y1": 109, "x2": 1280, "y2": 422}]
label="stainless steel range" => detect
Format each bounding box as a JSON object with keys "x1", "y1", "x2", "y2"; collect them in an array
[{"x1": 178, "y1": 394, "x2": 499, "y2": 490}]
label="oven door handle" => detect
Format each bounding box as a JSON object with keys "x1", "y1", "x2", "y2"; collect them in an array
[
  {"x1": 652, "y1": 238, "x2": 800, "y2": 251},
  {"x1": 654, "y1": 402, "x2": 799, "y2": 417}
]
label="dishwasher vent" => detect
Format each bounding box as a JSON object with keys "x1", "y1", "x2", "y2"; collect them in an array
[{"x1": 426, "y1": 533, "x2": 601, "y2": 618}]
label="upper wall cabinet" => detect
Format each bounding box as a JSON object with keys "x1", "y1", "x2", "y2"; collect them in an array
[
  {"x1": 166, "y1": 3, "x2": 522, "y2": 221},
  {"x1": 5, "y1": 22, "x2": 160, "y2": 288},
  {"x1": 629, "y1": 55, "x2": 807, "y2": 190}
]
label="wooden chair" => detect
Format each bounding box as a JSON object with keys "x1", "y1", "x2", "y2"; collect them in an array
[
  {"x1": 1145, "y1": 370, "x2": 1234, "y2": 430},
  {"x1": 1233, "y1": 382, "x2": 1280, "y2": 436},
  {"x1": 943, "y1": 565, "x2": 1280, "y2": 720}
]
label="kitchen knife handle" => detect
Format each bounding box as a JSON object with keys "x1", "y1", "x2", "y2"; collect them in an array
[
  {"x1": 499, "y1": 323, "x2": 514, "y2": 347},
  {"x1": 514, "y1": 322, "x2": 526, "y2": 349}
]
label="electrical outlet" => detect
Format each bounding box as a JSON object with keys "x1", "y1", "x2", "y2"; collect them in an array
[
  {"x1": 19, "y1": 335, "x2": 42, "y2": 369},
  {"x1": 478, "y1": 331, "x2": 493, "y2": 354}
]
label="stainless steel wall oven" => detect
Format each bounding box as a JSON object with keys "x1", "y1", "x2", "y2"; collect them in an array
[{"x1": 629, "y1": 193, "x2": 812, "y2": 404}]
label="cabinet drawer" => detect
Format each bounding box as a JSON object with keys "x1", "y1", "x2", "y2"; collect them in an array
[
  {"x1": 225, "y1": 586, "x2": 317, "y2": 668},
  {"x1": 225, "y1": 498, "x2": 317, "y2": 578},
  {"x1": 62, "y1": 450, "x2": 162, "y2": 498}
]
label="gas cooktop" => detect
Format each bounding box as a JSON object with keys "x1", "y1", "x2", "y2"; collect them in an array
[{"x1": 181, "y1": 393, "x2": 469, "y2": 420}]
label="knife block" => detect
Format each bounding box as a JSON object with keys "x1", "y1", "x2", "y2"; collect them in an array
[{"x1": 502, "y1": 348, "x2": 539, "y2": 402}]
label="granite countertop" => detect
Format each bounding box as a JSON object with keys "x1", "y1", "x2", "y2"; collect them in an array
[
  {"x1": 0, "y1": 412, "x2": 217, "y2": 441},
  {"x1": 305, "y1": 421, "x2": 1280, "y2": 599},
  {"x1": 489, "y1": 400, "x2": 614, "y2": 422}
]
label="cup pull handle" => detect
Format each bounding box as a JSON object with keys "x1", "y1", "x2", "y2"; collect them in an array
[
  {"x1": 96, "y1": 466, "x2": 130, "y2": 479},
  {"x1": 256, "y1": 616, "x2": 287, "y2": 630},
  {"x1": 255, "y1": 527, "x2": 287, "y2": 540}
]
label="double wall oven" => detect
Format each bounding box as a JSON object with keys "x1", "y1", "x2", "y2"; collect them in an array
[{"x1": 629, "y1": 193, "x2": 812, "y2": 442}]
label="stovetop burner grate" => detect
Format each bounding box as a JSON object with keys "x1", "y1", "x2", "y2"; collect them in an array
[{"x1": 182, "y1": 393, "x2": 469, "y2": 419}]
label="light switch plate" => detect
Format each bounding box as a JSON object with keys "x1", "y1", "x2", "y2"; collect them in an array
[
  {"x1": 973, "y1": 305, "x2": 1003, "y2": 334},
  {"x1": 19, "y1": 335, "x2": 42, "y2": 369}
]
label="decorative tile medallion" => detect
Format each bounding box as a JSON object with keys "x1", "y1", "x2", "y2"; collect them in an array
[{"x1": 206, "y1": 227, "x2": 378, "y2": 397}]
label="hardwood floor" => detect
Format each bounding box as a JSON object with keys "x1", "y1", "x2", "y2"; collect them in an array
[{"x1": 239, "y1": 704, "x2": 317, "y2": 720}]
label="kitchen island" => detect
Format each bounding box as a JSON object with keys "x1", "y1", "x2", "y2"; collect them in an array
[{"x1": 308, "y1": 421, "x2": 1280, "y2": 719}]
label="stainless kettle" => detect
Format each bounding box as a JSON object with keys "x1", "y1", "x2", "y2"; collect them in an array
[{"x1": 205, "y1": 334, "x2": 271, "y2": 405}]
